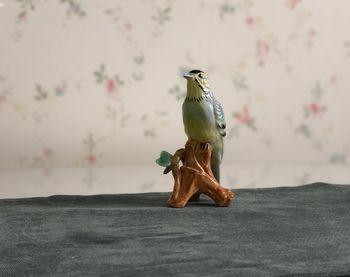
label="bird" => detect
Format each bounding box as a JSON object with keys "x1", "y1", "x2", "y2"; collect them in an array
[{"x1": 182, "y1": 69, "x2": 226, "y2": 182}]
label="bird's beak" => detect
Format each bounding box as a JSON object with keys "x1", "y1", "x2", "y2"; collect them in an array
[{"x1": 183, "y1": 74, "x2": 192, "y2": 79}]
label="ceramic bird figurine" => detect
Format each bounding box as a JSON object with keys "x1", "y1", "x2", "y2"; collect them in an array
[{"x1": 182, "y1": 69, "x2": 226, "y2": 182}]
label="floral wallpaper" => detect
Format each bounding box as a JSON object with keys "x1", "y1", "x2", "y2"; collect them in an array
[{"x1": 0, "y1": 0, "x2": 350, "y2": 195}]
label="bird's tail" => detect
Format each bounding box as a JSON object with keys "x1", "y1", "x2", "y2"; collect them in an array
[
  {"x1": 211, "y1": 138, "x2": 223, "y2": 182},
  {"x1": 211, "y1": 157, "x2": 220, "y2": 182}
]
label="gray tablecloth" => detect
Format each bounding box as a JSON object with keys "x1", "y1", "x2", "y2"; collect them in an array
[{"x1": 1, "y1": 183, "x2": 349, "y2": 277}]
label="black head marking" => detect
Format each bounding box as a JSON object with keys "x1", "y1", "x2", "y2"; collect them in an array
[{"x1": 189, "y1": 69, "x2": 203, "y2": 74}]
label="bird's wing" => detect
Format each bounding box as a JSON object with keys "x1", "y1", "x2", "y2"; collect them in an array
[{"x1": 212, "y1": 96, "x2": 226, "y2": 137}]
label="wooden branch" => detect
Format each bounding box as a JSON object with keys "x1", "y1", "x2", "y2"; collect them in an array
[{"x1": 167, "y1": 139, "x2": 234, "y2": 208}]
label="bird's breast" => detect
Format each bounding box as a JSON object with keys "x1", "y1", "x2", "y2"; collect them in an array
[{"x1": 182, "y1": 99, "x2": 219, "y2": 143}]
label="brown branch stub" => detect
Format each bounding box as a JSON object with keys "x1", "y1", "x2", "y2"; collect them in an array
[{"x1": 167, "y1": 139, "x2": 234, "y2": 208}]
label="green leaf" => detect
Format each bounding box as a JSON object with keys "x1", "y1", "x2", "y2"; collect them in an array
[
  {"x1": 34, "y1": 84, "x2": 48, "y2": 101},
  {"x1": 156, "y1": 151, "x2": 172, "y2": 167}
]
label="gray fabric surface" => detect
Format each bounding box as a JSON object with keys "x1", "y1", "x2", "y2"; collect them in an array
[{"x1": 0, "y1": 183, "x2": 349, "y2": 277}]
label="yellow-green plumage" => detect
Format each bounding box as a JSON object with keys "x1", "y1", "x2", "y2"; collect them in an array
[{"x1": 182, "y1": 70, "x2": 226, "y2": 182}]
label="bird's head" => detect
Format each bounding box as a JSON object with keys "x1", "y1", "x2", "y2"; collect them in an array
[{"x1": 183, "y1": 69, "x2": 211, "y2": 96}]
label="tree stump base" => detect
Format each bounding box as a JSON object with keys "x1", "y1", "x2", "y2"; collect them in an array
[{"x1": 167, "y1": 139, "x2": 234, "y2": 208}]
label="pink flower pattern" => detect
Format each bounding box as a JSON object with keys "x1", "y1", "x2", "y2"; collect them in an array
[
  {"x1": 245, "y1": 17, "x2": 254, "y2": 26},
  {"x1": 256, "y1": 39, "x2": 271, "y2": 64},
  {"x1": 256, "y1": 40, "x2": 270, "y2": 57},
  {"x1": 233, "y1": 106, "x2": 257, "y2": 131},
  {"x1": 86, "y1": 154, "x2": 97, "y2": 165},
  {"x1": 286, "y1": 0, "x2": 302, "y2": 10},
  {"x1": 42, "y1": 148, "x2": 53, "y2": 159},
  {"x1": 124, "y1": 22, "x2": 132, "y2": 31},
  {"x1": 106, "y1": 79, "x2": 117, "y2": 94},
  {"x1": 307, "y1": 103, "x2": 326, "y2": 118},
  {"x1": 94, "y1": 65, "x2": 123, "y2": 100},
  {"x1": 0, "y1": 95, "x2": 6, "y2": 107}
]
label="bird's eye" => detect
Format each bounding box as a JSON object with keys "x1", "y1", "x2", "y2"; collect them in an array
[{"x1": 198, "y1": 73, "x2": 205, "y2": 79}]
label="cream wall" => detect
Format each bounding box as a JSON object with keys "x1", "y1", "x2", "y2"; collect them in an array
[{"x1": 0, "y1": 0, "x2": 350, "y2": 195}]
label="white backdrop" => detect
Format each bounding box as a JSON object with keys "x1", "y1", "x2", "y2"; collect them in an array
[{"x1": 1, "y1": 0, "x2": 350, "y2": 197}]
